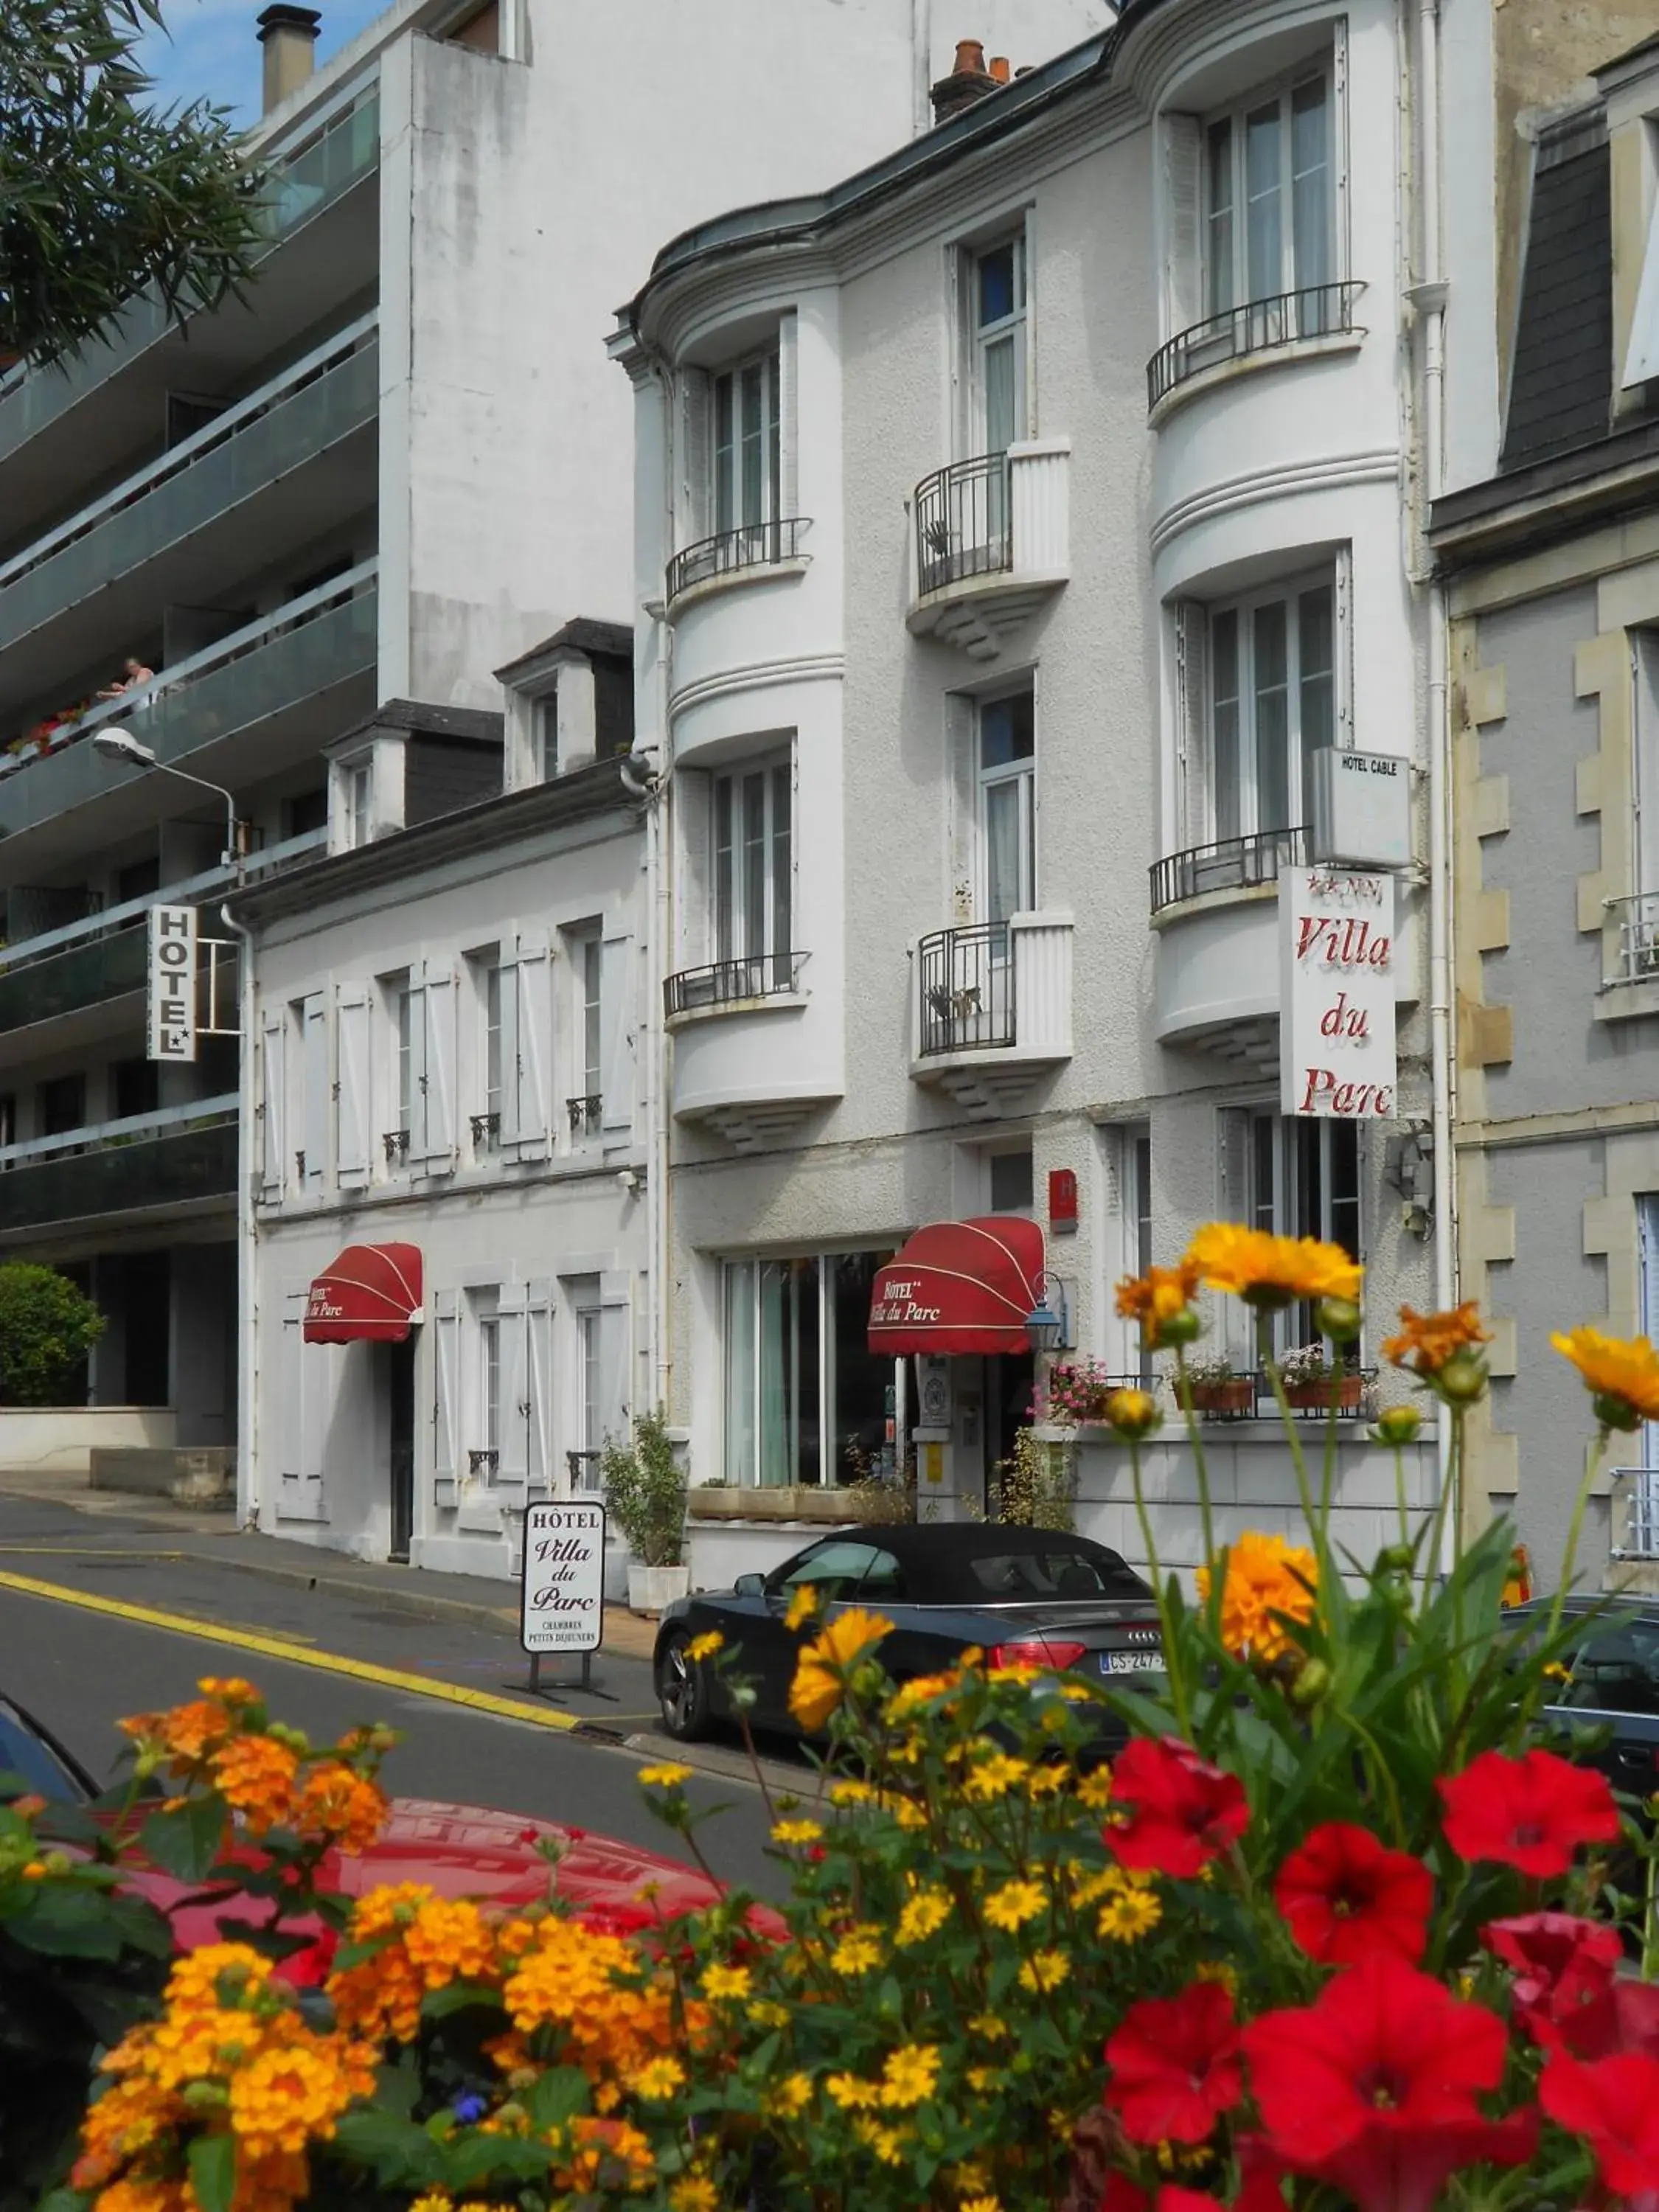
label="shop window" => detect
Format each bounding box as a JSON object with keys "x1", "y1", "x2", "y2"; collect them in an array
[{"x1": 723, "y1": 1249, "x2": 897, "y2": 1488}]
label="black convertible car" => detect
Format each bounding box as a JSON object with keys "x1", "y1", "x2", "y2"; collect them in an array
[
  {"x1": 652, "y1": 1523, "x2": 1162, "y2": 1742},
  {"x1": 1511, "y1": 1594, "x2": 1659, "y2": 1808}
]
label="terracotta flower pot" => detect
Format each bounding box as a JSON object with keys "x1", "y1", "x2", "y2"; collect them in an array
[
  {"x1": 1284, "y1": 1374, "x2": 1364, "y2": 1413},
  {"x1": 1188, "y1": 1377, "x2": 1255, "y2": 1418}
]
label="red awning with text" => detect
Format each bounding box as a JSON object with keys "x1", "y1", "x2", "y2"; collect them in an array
[
  {"x1": 867, "y1": 1217, "x2": 1045, "y2": 1355},
  {"x1": 303, "y1": 1243, "x2": 424, "y2": 1344}
]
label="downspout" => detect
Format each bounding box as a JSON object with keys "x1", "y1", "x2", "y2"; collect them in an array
[{"x1": 218, "y1": 894, "x2": 258, "y2": 1528}]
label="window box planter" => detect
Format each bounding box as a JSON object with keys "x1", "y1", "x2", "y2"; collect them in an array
[
  {"x1": 1185, "y1": 1378, "x2": 1255, "y2": 1419},
  {"x1": 1282, "y1": 1374, "x2": 1365, "y2": 1416},
  {"x1": 686, "y1": 1484, "x2": 897, "y2": 1526},
  {"x1": 688, "y1": 1486, "x2": 754, "y2": 1522}
]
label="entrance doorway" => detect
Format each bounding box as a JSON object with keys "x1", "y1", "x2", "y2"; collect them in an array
[
  {"x1": 386, "y1": 1337, "x2": 416, "y2": 1561},
  {"x1": 984, "y1": 1350, "x2": 1036, "y2": 1512}
]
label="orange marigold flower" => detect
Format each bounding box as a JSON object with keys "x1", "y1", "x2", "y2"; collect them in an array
[
  {"x1": 788, "y1": 1606, "x2": 894, "y2": 1731},
  {"x1": 1382, "y1": 1302, "x2": 1492, "y2": 1377},
  {"x1": 1115, "y1": 1260, "x2": 1200, "y2": 1349},
  {"x1": 208, "y1": 1736, "x2": 298, "y2": 1836},
  {"x1": 1186, "y1": 1222, "x2": 1362, "y2": 1310},
  {"x1": 1551, "y1": 1325, "x2": 1659, "y2": 1432},
  {"x1": 290, "y1": 1760, "x2": 387, "y2": 1854},
  {"x1": 1196, "y1": 1531, "x2": 1318, "y2": 1661}
]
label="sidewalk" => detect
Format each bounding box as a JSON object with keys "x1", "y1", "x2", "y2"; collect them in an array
[{"x1": 0, "y1": 1467, "x2": 658, "y2": 1660}]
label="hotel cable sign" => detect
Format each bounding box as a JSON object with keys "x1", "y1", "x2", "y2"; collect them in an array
[
  {"x1": 1280, "y1": 867, "x2": 1397, "y2": 1120},
  {"x1": 147, "y1": 904, "x2": 197, "y2": 1063}
]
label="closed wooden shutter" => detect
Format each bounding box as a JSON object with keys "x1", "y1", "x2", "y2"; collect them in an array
[
  {"x1": 421, "y1": 959, "x2": 456, "y2": 1172},
  {"x1": 526, "y1": 1286, "x2": 553, "y2": 1496},
  {"x1": 335, "y1": 983, "x2": 370, "y2": 1188},
  {"x1": 777, "y1": 312, "x2": 799, "y2": 521},
  {"x1": 497, "y1": 1281, "x2": 530, "y2": 1486},
  {"x1": 1164, "y1": 113, "x2": 1203, "y2": 338},
  {"x1": 432, "y1": 1288, "x2": 461, "y2": 1501},
  {"x1": 512, "y1": 932, "x2": 552, "y2": 1160},
  {"x1": 277, "y1": 1292, "x2": 324, "y2": 1520},
  {"x1": 260, "y1": 1011, "x2": 285, "y2": 1200},
  {"x1": 302, "y1": 994, "x2": 327, "y2": 1194},
  {"x1": 602, "y1": 931, "x2": 633, "y2": 1139}
]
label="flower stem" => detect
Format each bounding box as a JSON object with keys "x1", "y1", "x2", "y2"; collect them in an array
[{"x1": 1128, "y1": 1438, "x2": 1192, "y2": 1737}]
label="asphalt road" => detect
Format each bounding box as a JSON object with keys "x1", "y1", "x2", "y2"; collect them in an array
[{"x1": 0, "y1": 1523, "x2": 785, "y2": 1902}]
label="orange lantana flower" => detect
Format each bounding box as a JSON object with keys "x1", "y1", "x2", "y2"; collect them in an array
[
  {"x1": 1551, "y1": 1325, "x2": 1659, "y2": 1431},
  {"x1": 1382, "y1": 1302, "x2": 1492, "y2": 1377},
  {"x1": 1115, "y1": 1259, "x2": 1200, "y2": 1349},
  {"x1": 1185, "y1": 1223, "x2": 1362, "y2": 1311}
]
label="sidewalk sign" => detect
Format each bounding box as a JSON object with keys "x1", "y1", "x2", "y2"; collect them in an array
[{"x1": 519, "y1": 1499, "x2": 605, "y2": 1694}]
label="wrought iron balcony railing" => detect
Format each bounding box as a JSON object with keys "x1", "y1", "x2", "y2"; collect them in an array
[
  {"x1": 1610, "y1": 1467, "x2": 1659, "y2": 1559},
  {"x1": 664, "y1": 951, "x2": 805, "y2": 1018},
  {"x1": 567, "y1": 1450, "x2": 603, "y2": 1495},
  {"x1": 665, "y1": 517, "x2": 809, "y2": 605},
  {"x1": 566, "y1": 1094, "x2": 602, "y2": 1137},
  {"x1": 1604, "y1": 893, "x2": 1659, "y2": 985},
  {"x1": 915, "y1": 923, "x2": 1015, "y2": 1057},
  {"x1": 1149, "y1": 827, "x2": 1310, "y2": 917},
  {"x1": 913, "y1": 453, "x2": 1012, "y2": 599},
  {"x1": 1147, "y1": 281, "x2": 1366, "y2": 411}
]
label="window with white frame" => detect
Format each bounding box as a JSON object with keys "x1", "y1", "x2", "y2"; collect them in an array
[
  {"x1": 713, "y1": 756, "x2": 793, "y2": 987},
  {"x1": 1121, "y1": 1124, "x2": 1154, "y2": 1384},
  {"x1": 977, "y1": 692, "x2": 1036, "y2": 922},
  {"x1": 1633, "y1": 636, "x2": 1659, "y2": 931},
  {"x1": 380, "y1": 964, "x2": 455, "y2": 1172},
  {"x1": 1240, "y1": 1110, "x2": 1360, "y2": 1355},
  {"x1": 1208, "y1": 572, "x2": 1335, "y2": 843},
  {"x1": 723, "y1": 1250, "x2": 898, "y2": 1489},
  {"x1": 392, "y1": 973, "x2": 417, "y2": 1152},
  {"x1": 465, "y1": 950, "x2": 504, "y2": 1144},
  {"x1": 470, "y1": 1287, "x2": 502, "y2": 1478},
  {"x1": 1633, "y1": 1199, "x2": 1659, "y2": 1551},
  {"x1": 966, "y1": 234, "x2": 1028, "y2": 458},
  {"x1": 570, "y1": 1281, "x2": 625, "y2": 1494},
  {"x1": 714, "y1": 349, "x2": 781, "y2": 539},
  {"x1": 563, "y1": 924, "x2": 602, "y2": 1139},
  {"x1": 338, "y1": 755, "x2": 372, "y2": 852},
  {"x1": 1205, "y1": 66, "x2": 1333, "y2": 316}
]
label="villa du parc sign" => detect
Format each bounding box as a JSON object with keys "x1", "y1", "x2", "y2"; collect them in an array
[{"x1": 1280, "y1": 867, "x2": 1397, "y2": 1120}]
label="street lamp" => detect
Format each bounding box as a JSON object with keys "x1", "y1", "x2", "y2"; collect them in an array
[
  {"x1": 92, "y1": 728, "x2": 243, "y2": 875},
  {"x1": 1024, "y1": 1274, "x2": 1067, "y2": 1354}
]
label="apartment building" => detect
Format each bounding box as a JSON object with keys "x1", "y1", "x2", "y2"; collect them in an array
[
  {"x1": 1432, "y1": 24, "x2": 1659, "y2": 1597},
  {"x1": 612, "y1": 0, "x2": 1486, "y2": 1583},
  {"x1": 0, "y1": 0, "x2": 1107, "y2": 1500}
]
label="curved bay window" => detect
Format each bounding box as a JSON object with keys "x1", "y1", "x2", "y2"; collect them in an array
[{"x1": 1209, "y1": 573, "x2": 1334, "y2": 844}]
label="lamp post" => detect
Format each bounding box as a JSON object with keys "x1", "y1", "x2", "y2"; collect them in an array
[
  {"x1": 1024, "y1": 1270, "x2": 1068, "y2": 1427},
  {"x1": 91, "y1": 728, "x2": 243, "y2": 879}
]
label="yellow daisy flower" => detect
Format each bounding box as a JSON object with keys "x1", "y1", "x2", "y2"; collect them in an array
[
  {"x1": 981, "y1": 1878, "x2": 1046, "y2": 1931},
  {"x1": 771, "y1": 1818, "x2": 824, "y2": 1846},
  {"x1": 880, "y1": 2043, "x2": 942, "y2": 2108},
  {"x1": 686, "y1": 1630, "x2": 726, "y2": 1661},
  {"x1": 1018, "y1": 1948, "x2": 1071, "y2": 1992},
  {"x1": 636, "y1": 1762, "x2": 692, "y2": 1788}
]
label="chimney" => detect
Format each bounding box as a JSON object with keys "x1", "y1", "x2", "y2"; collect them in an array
[
  {"x1": 989, "y1": 55, "x2": 1011, "y2": 83},
  {"x1": 257, "y1": 5, "x2": 321, "y2": 115},
  {"x1": 930, "y1": 36, "x2": 1001, "y2": 125}
]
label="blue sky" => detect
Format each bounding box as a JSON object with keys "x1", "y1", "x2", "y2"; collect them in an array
[{"x1": 136, "y1": 1, "x2": 388, "y2": 126}]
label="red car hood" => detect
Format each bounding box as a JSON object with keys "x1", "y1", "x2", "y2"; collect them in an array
[{"x1": 119, "y1": 1795, "x2": 752, "y2": 1973}]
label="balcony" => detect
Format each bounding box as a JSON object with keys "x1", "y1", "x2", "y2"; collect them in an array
[
  {"x1": 0, "y1": 316, "x2": 378, "y2": 714},
  {"x1": 1150, "y1": 827, "x2": 1308, "y2": 917},
  {"x1": 1147, "y1": 281, "x2": 1366, "y2": 420},
  {"x1": 1610, "y1": 1468, "x2": 1659, "y2": 1565},
  {"x1": 665, "y1": 518, "x2": 810, "y2": 616},
  {"x1": 664, "y1": 952, "x2": 806, "y2": 1021},
  {"x1": 0, "y1": 833, "x2": 324, "y2": 1074},
  {"x1": 0, "y1": 1102, "x2": 237, "y2": 1241},
  {"x1": 0, "y1": 92, "x2": 380, "y2": 536},
  {"x1": 908, "y1": 915, "x2": 1073, "y2": 1117},
  {"x1": 907, "y1": 440, "x2": 1070, "y2": 658},
  {"x1": 1150, "y1": 830, "x2": 1306, "y2": 1063},
  {"x1": 665, "y1": 951, "x2": 840, "y2": 1152},
  {"x1": 0, "y1": 566, "x2": 376, "y2": 874}
]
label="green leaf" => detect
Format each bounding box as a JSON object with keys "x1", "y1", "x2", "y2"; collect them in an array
[
  {"x1": 7, "y1": 1882, "x2": 126, "y2": 1959},
  {"x1": 187, "y1": 2133, "x2": 237, "y2": 2212},
  {"x1": 443, "y1": 2132, "x2": 556, "y2": 2188},
  {"x1": 139, "y1": 1792, "x2": 227, "y2": 1882},
  {"x1": 522, "y1": 2065, "x2": 590, "y2": 2133},
  {"x1": 331, "y1": 2110, "x2": 444, "y2": 2187},
  {"x1": 419, "y1": 1978, "x2": 504, "y2": 2020}
]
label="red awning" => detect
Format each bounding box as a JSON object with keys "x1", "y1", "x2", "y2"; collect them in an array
[
  {"x1": 868, "y1": 1217, "x2": 1046, "y2": 1355},
  {"x1": 303, "y1": 1243, "x2": 423, "y2": 1344}
]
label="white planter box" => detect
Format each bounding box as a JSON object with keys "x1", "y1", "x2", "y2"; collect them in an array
[{"x1": 628, "y1": 1562, "x2": 690, "y2": 1615}]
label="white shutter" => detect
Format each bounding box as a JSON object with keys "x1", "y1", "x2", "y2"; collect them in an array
[
  {"x1": 777, "y1": 312, "x2": 799, "y2": 521},
  {"x1": 1335, "y1": 546, "x2": 1354, "y2": 750},
  {"x1": 1164, "y1": 112, "x2": 1203, "y2": 339},
  {"x1": 512, "y1": 931, "x2": 552, "y2": 1160},
  {"x1": 1331, "y1": 18, "x2": 1351, "y2": 286},
  {"x1": 496, "y1": 951, "x2": 522, "y2": 1148},
  {"x1": 422, "y1": 959, "x2": 456, "y2": 1172},
  {"x1": 601, "y1": 931, "x2": 633, "y2": 1138},
  {"x1": 1023, "y1": 206, "x2": 1039, "y2": 437},
  {"x1": 947, "y1": 244, "x2": 965, "y2": 456},
  {"x1": 1176, "y1": 600, "x2": 1211, "y2": 846},
  {"x1": 276, "y1": 1293, "x2": 324, "y2": 1520},
  {"x1": 497, "y1": 1282, "x2": 530, "y2": 1486},
  {"x1": 526, "y1": 1288, "x2": 553, "y2": 1495},
  {"x1": 432, "y1": 1288, "x2": 460, "y2": 1498},
  {"x1": 260, "y1": 1011, "x2": 285, "y2": 1200},
  {"x1": 302, "y1": 994, "x2": 327, "y2": 1194},
  {"x1": 679, "y1": 366, "x2": 712, "y2": 546},
  {"x1": 335, "y1": 983, "x2": 370, "y2": 1187},
  {"x1": 597, "y1": 1301, "x2": 631, "y2": 1447}
]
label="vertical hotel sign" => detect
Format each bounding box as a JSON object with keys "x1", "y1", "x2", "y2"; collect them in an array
[
  {"x1": 1280, "y1": 869, "x2": 1397, "y2": 1119},
  {"x1": 147, "y1": 905, "x2": 197, "y2": 1063}
]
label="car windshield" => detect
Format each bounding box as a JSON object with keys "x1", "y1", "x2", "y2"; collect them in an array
[
  {"x1": 0, "y1": 1700, "x2": 90, "y2": 1802},
  {"x1": 953, "y1": 1546, "x2": 1135, "y2": 1602},
  {"x1": 1545, "y1": 1613, "x2": 1659, "y2": 1716}
]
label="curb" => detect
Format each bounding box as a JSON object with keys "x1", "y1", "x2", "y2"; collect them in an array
[{"x1": 620, "y1": 1731, "x2": 805, "y2": 1797}]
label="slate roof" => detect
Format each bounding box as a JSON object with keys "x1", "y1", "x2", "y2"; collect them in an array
[{"x1": 1501, "y1": 110, "x2": 1612, "y2": 471}]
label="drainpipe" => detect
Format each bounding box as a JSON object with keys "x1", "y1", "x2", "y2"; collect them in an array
[{"x1": 218, "y1": 892, "x2": 258, "y2": 1527}]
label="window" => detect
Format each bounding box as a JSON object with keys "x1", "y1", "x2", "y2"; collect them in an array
[
  {"x1": 571, "y1": 1281, "x2": 626, "y2": 1494},
  {"x1": 969, "y1": 236, "x2": 1027, "y2": 457},
  {"x1": 1209, "y1": 575, "x2": 1334, "y2": 842},
  {"x1": 765, "y1": 1540, "x2": 886, "y2": 1601},
  {"x1": 383, "y1": 964, "x2": 459, "y2": 1172},
  {"x1": 1122, "y1": 1125, "x2": 1154, "y2": 1383},
  {"x1": 978, "y1": 692, "x2": 1035, "y2": 922},
  {"x1": 38, "y1": 1072, "x2": 86, "y2": 1135},
  {"x1": 534, "y1": 694, "x2": 558, "y2": 782},
  {"x1": 475, "y1": 1293, "x2": 503, "y2": 1473},
  {"x1": 1206, "y1": 69, "x2": 1332, "y2": 315},
  {"x1": 483, "y1": 959, "x2": 504, "y2": 1126},
  {"x1": 1245, "y1": 1111, "x2": 1360, "y2": 1351},
  {"x1": 989, "y1": 1148, "x2": 1034, "y2": 1213},
  {"x1": 713, "y1": 757, "x2": 793, "y2": 984},
  {"x1": 395, "y1": 978, "x2": 417, "y2": 1141},
  {"x1": 339, "y1": 757, "x2": 372, "y2": 851},
  {"x1": 713, "y1": 349, "x2": 781, "y2": 538},
  {"x1": 112, "y1": 1057, "x2": 159, "y2": 1121},
  {"x1": 580, "y1": 934, "x2": 602, "y2": 1104},
  {"x1": 723, "y1": 1250, "x2": 897, "y2": 1488}
]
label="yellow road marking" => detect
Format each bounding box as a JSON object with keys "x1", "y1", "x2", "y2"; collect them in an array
[
  {"x1": 0, "y1": 1568, "x2": 581, "y2": 1733},
  {"x1": 0, "y1": 1545, "x2": 188, "y2": 1557}
]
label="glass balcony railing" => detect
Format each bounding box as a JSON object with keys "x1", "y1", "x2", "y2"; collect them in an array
[
  {"x1": 0, "y1": 320, "x2": 378, "y2": 655},
  {"x1": 0, "y1": 568, "x2": 377, "y2": 838},
  {"x1": 0, "y1": 1107, "x2": 237, "y2": 1235},
  {"x1": 0, "y1": 92, "x2": 380, "y2": 466}
]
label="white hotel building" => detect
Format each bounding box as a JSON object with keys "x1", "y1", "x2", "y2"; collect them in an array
[{"x1": 611, "y1": 0, "x2": 1489, "y2": 1579}]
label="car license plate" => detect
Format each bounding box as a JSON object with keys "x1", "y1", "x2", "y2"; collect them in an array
[{"x1": 1102, "y1": 1650, "x2": 1162, "y2": 1675}]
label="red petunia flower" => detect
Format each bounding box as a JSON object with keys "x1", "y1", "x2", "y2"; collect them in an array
[
  {"x1": 1540, "y1": 2049, "x2": 1659, "y2": 2197},
  {"x1": 1105, "y1": 1737, "x2": 1250, "y2": 1878},
  {"x1": 1233, "y1": 2136, "x2": 1290, "y2": 2212},
  {"x1": 1437, "y1": 1747, "x2": 1621, "y2": 1877},
  {"x1": 1105, "y1": 1982, "x2": 1245, "y2": 2145},
  {"x1": 1483, "y1": 1913, "x2": 1624, "y2": 2056},
  {"x1": 1154, "y1": 2191, "x2": 1221, "y2": 2212},
  {"x1": 1099, "y1": 2177, "x2": 1150, "y2": 2212},
  {"x1": 1242, "y1": 1951, "x2": 1535, "y2": 2212},
  {"x1": 1274, "y1": 1823, "x2": 1433, "y2": 1967}
]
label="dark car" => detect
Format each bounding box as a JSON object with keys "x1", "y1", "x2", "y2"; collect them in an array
[
  {"x1": 1509, "y1": 1596, "x2": 1659, "y2": 1809},
  {"x1": 652, "y1": 1523, "x2": 1163, "y2": 1742}
]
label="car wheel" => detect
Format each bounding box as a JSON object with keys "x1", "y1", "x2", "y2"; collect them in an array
[{"x1": 655, "y1": 1631, "x2": 711, "y2": 1742}]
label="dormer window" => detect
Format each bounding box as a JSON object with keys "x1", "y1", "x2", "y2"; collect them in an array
[{"x1": 336, "y1": 752, "x2": 373, "y2": 851}]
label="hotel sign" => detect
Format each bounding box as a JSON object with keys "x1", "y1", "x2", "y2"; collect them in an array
[
  {"x1": 147, "y1": 904, "x2": 197, "y2": 1063},
  {"x1": 1280, "y1": 868, "x2": 1397, "y2": 1119},
  {"x1": 520, "y1": 1500, "x2": 605, "y2": 1655}
]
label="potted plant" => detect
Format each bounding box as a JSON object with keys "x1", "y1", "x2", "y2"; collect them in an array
[
  {"x1": 600, "y1": 1408, "x2": 688, "y2": 1613},
  {"x1": 689, "y1": 1477, "x2": 751, "y2": 1522},
  {"x1": 1278, "y1": 1340, "x2": 1364, "y2": 1413},
  {"x1": 1175, "y1": 1350, "x2": 1254, "y2": 1418}
]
